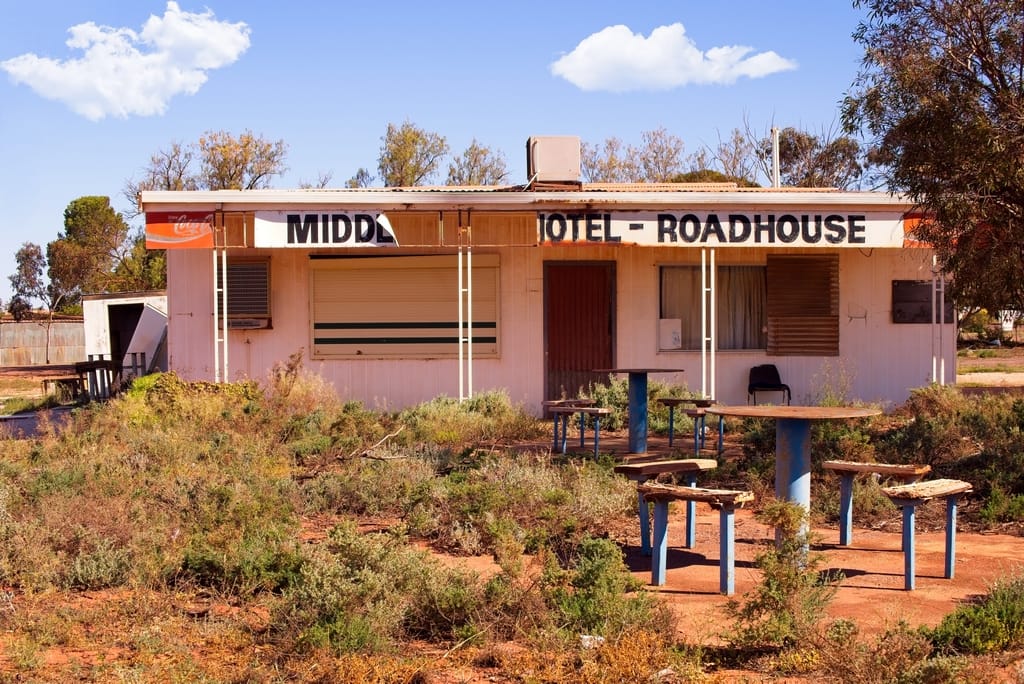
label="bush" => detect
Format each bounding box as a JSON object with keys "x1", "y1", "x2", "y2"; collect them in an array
[
  {"x1": 926, "y1": 572, "x2": 1024, "y2": 655},
  {"x1": 541, "y1": 536, "x2": 672, "y2": 639},
  {"x1": 726, "y1": 501, "x2": 840, "y2": 650}
]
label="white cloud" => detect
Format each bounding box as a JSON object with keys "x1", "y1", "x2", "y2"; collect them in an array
[
  {"x1": 1, "y1": 1, "x2": 250, "y2": 120},
  {"x1": 550, "y1": 23, "x2": 797, "y2": 92}
]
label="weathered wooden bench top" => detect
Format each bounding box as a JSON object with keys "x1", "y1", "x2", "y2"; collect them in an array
[
  {"x1": 823, "y1": 460, "x2": 932, "y2": 478},
  {"x1": 542, "y1": 398, "x2": 595, "y2": 408},
  {"x1": 547, "y1": 404, "x2": 611, "y2": 415},
  {"x1": 637, "y1": 482, "x2": 754, "y2": 506},
  {"x1": 614, "y1": 459, "x2": 718, "y2": 477},
  {"x1": 658, "y1": 397, "x2": 715, "y2": 408},
  {"x1": 882, "y1": 478, "x2": 973, "y2": 502}
]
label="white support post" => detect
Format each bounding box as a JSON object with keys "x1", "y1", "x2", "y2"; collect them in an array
[
  {"x1": 458, "y1": 246, "x2": 464, "y2": 402},
  {"x1": 931, "y1": 256, "x2": 946, "y2": 385},
  {"x1": 466, "y1": 241, "x2": 473, "y2": 399},
  {"x1": 213, "y1": 249, "x2": 220, "y2": 383},
  {"x1": 700, "y1": 248, "x2": 717, "y2": 398},
  {"x1": 221, "y1": 247, "x2": 228, "y2": 382}
]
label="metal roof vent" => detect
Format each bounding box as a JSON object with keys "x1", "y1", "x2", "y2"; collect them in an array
[{"x1": 526, "y1": 136, "x2": 581, "y2": 184}]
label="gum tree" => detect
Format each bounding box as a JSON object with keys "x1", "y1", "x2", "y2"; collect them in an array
[{"x1": 842, "y1": 0, "x2": 1024, "y2": 313}]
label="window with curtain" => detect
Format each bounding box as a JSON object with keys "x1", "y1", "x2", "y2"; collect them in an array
[{"x1": 659, "y1": 265, "x2": 767, "y2": 350}]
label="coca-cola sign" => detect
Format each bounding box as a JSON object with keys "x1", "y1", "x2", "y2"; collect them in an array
[{"x1": 145, "y1": 212, "x2": 214, "y2": 249}]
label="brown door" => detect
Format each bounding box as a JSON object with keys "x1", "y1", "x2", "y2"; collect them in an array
[{"x1": 544, "y1": 261, "x2": 615, "y2": 401}]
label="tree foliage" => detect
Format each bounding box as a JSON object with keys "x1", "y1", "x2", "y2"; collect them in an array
[
  {"x1": 44, "y1": 197, "x2": 131, "y2": 311},
  {"x1": 446, "y1": 139, "x2": 509, "y2": 185},
  {"x1": 710, "y1": 128, "x2": 760, "y2": 185},
  {"x1": 377, "y1": 121, "x2": 449, "y2": 186},
  {"x1": 346, "y1": 168, "x2": 374, "y2": 188},
  {"x1": 9, "y1": 242, "x2": 47, "y2": 320},
  {"x1": 581, "y1": 127, "x2": 687, "y2": 183},
  {"x1": 842, "y1": 0, "x2": 1024, "y2": 311},
  {"x1": 197, "y1": 129, "x2": 288, "y2": 191},
  {"x1": 756, "y1": 126, "x2": 866, "y2": 189},
  {"x1": 124, "y1": 131, "x2": 288, "y2": 215}
]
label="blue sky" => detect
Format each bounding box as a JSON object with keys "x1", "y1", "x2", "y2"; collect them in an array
[{"x1": 0, "y1": 0, "x2": 868, "y2": 302}]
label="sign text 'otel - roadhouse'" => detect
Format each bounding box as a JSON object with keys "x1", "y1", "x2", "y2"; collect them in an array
[{"x1": 536, "y1": 211, "x2": 908, "y2": 248}]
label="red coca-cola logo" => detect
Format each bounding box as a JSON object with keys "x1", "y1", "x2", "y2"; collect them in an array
[{"x1": 169, "y1": 213, "x2": 212, "y2": 237}]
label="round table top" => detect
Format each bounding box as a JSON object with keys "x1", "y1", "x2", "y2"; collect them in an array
[{"x1": 705, "y1": 405, "x2": 881, "y2": 420}]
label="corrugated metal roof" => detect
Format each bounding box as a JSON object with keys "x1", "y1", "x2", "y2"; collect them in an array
[{"x1": 140, "y1": 186, "x2": 914, "y2": 211}]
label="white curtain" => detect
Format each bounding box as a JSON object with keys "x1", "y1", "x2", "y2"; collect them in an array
[{"x1": 660, "y1": 266, "x2": 766, "y2": 350}]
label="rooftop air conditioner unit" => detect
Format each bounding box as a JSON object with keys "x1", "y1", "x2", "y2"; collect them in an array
[{"x1": 526, "y1": 136, "x2": 581, "y2": 183}]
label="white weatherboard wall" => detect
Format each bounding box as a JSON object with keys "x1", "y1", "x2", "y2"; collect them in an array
[{"x1": 166, "y1": 241, "x2": 950, "y2": 415}]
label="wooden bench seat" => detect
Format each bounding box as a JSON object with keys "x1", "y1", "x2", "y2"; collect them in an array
[
  {"x1": 615, "y1": 459, "x2": 718, "y2": 558},
  {"x1": 636, "y1": 482, "x2": 754, "y2": 595},
  {"x1": 543, "y1": 401, "x2": 612, "y2": 457},
  {"x1": 882, "y1": 478, "x2": 973, "y2": 590},
  {"x1": 41, "y1": 376, "x2": 84, "y2": 401},
  {"x1": 822, "y1": 460, "x2": 932, "y2": 546}
]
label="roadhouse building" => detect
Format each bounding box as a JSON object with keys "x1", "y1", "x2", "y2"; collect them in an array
[{"x1": 140, "y1": 136, "x2": 954, "y2": 414}]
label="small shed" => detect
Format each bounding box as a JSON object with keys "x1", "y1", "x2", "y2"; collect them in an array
[{"x1": 82, "y1": 291, "x2": 168, "y2": 378}]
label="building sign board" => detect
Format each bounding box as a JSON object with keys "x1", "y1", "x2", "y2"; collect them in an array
[
  {"x1": 254, "y1": 211, "x2": 398, "y2": 247},
  {"x1": 537, "y1": 211, "x2": 909, "y2": 248},
  {"x1": 145, "y1": 212, "x2": 214, "y2": 249}
]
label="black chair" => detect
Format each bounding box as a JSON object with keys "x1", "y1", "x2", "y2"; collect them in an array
[{"x1": 747, "y1": 364, "x2": 791, "y2": 405}]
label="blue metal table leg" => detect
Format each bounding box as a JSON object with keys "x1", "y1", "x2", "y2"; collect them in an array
[
  {"x1": 637, "y1": 488, "x2": 652, "y2": 556},
  {"x1": 902, "y1": 503, "x2": 917, "y2": 590},
  {"x1": 720, "y1": 505, "x2": 737, "y2": 595},
  {"x1": 685, "y1": 473, "x2": 697, "y2": 548},
  {"x1": 667, "y1": 406, "x2": 675, "y2": 447},
  {"x1": 945, "y1": 495, "x2": 959, "y2": 579},
  {"x1": 776, "y1": 418, "x2": 812, "y2": 545},
  {"x1": 651, "y1": 500, "x2": 670, "y2": 585},
  {"x1": 838, "y1": 473, "x2": 855, "y2": 545},
  {"x1": 551, "y1": 413, "x2": 559, "y2": 451},
  {"x1": 627, "y1": 372, "x2": 648, "y2": 453},
  {"x1": 717, "y1": 415, "x2": 724, "y2": 456}
]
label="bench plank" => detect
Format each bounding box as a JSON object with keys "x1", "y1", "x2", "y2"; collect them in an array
[
  {"x1": 635, "y1": 482, "x2": 754, "y2": 595},
  {"x1": 617, "y1": 460, "x2": 718, "y2": 555},
  {"x1": 614, "y1": 459, "x2": 717, "y2": 477},
  {"x1": 637, "y1": 482, "x2": 754, "y2": 506},
  {"x1": 882, "y1": 478, "x2": 973, "y2": 501},
  {"x1": 823, "y1": 460, "x2": 931, "y2": 478},
  {"x1": 824, "y1": 460, "x2": 932, "y2": 546},
  {"x1": 880, "y1": 478, "x2": 972, "y2": 590}
]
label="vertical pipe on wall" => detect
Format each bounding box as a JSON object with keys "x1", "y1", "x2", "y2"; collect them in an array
[
  {"x1": 700, "y1": 249, "x2": 707, "y2": 397},
  {"x1": 212, "y1": 249, "x2": 220, "y2": 383},
  {"x1": 458, "y1": 242, "x2": 464, "y2": 402},
  {"x1": 467, "y1": 231, "x2": 473, "y2": 399},
  {"x1": 221, "y1": 247, "x2": 228, "y2": 382},
  {"x1": 710, "y1": 248, "x2": 717, "y2": 399}
]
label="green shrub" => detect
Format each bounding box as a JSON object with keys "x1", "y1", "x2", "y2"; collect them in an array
[
  {"x1": 397, "y1": 390, "x2": 544, "y2": 447},
  {"x1": 541, "y1": 536, "x2": 670, "y2": 639},
  {"x1": 63, "y1": 536, "x2": 131, "y2": 590},
  {"x1": 726, "y1": 501, "x2": 840, "y2": 649},
  {"x1": 926, "y1": 572, "x2": 1024, "y2": 655}
]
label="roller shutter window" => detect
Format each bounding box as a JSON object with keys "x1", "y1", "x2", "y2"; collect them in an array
[
  {"x1": 766, "y1": 254, "x2": 839, "y2": 356},
  {"x1": 310, "y1": 254, "x2": 499, "y2": 358}
]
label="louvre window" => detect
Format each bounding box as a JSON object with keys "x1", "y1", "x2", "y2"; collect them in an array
[
  {"x1": 766, "y1": 254, "x2": 838, "y2": 355},
  {"x1": 217, "y1": 258, "x2": 271, "y2": 327}
]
